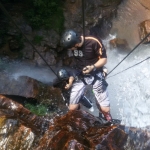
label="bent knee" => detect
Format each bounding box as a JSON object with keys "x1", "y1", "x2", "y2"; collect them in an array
[
  {"x1": 100, "y1": 106, "x2": 110, "y2": 113},
  {"x1": 69, "y1": 104, "x2": 79, "y2": 110}
]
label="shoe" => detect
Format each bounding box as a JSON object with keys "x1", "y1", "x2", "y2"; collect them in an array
[
  {"x1": 99, "y1": 112, "x2": 112, "y2": 121},
  {"x1": 98, "y1": 112, "x2": 121, "y2": 125},
  {"x1": 97, "y1": 115, "x2": 112, "y2": 126}
]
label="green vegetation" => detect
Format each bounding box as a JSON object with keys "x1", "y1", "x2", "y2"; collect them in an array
[
  {"x1": 33, "y1": 35, "x2": 43, "y2": 45},
  {"x1": 24, "y1": 0, "x2": 64, "y2": 33},
  {"x1": 25, "y1": 103, "x2": 48, "y2": 116}
]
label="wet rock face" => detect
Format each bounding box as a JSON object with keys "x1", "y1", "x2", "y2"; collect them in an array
[
  {"x1": 35, "y1": 110, "x2": 127, "y2": 150},
  {"x1": 9, "y1": 38, "x2": 20, "y2": 51},
  {"x1": 139, "y1": 20, "x2": 150, "y2": 43},
  {"x1": 109, "y1": 38, "x2": 131, "y2": 53},
  {"x1": 0, "y1": 95, "x2": 51, "y2": 134},
  {"x1": 0, "y1": 116, "x2": 35, "y2": 150},
  {"x1": 0, "y1": 95, "x2": 150, "y2": 150},
  {"x1": 63, "y1": 0, "x2": 122, "y2": 37},
  {"x1": 0, "y1": 95, "x2": 127, "y2": 150},
  {"x1": 33, "y1": 46, "x2": 57, "y2": 66},
  {"x1": 0, "y1": 95, "x2": 51, "y2": 150},
  {"x1": 0, "y1": 73, "x2": 63, "y2": 105},
  {"x1": 124, "y1": 126, "x2": 150, "y2": 150},
  {"x1": 139, "y1": 0, "x2": 150, "y2": 10},
  {"x1": 0, "y1": 0, "x2": 122, "y2": 66}
]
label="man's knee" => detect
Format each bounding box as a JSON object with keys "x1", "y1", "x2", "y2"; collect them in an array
[
  {"x1": 100, "y1": 106, "x2": 110, "y2": 113},
  {"x1": 68, "y1": 104, "x2": 80, "y2": 110}
]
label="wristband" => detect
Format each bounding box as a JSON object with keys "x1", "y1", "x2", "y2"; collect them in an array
[{"x1": 92, "y1": 64, "x2": 96, "y2": 71}]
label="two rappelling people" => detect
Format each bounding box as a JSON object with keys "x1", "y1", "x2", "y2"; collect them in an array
[{"x1": 53, "y1": 29, "x2": 112, "y2": 123}]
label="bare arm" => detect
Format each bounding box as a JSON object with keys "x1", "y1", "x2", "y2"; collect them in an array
[
  {"x1": 65, "y1": 76, "x2": 74, "y2": 90},
  {"x1": 83, "y1": 58, "x2": 107, "y2": 74},
  {"x1": 93, "y1": 57, "x2": 107, "y2": 68}
]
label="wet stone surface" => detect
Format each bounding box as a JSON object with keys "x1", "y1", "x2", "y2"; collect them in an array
[{"x1": 0, "y1": 95, "x2": 128, "y2": 150}]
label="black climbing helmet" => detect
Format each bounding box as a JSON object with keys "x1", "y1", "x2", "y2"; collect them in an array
[
  {"x1": 60, "y1": 29, "x2": 80, "y2": 49},
  {"x1": 57, "y1": 69, "x2": 69, "y2": 80}
]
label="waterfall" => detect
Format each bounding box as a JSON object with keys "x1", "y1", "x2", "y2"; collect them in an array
[{"x1": 104, "y1": 0, "x2": 150, "y2": 128}]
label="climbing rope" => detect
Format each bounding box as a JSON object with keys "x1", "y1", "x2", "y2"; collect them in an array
[
  {"x1": 107, "y1": 56, "x2": 150, "y2": 79},
  {"x1": 107, "y1": 32, "x2": 150, "y2": 76},
  {"x1": 81, "y1": 0, "x2": 150, "y2": 78},
  {"x1": 1, "y1": 1, "x2": 150, "y2": 80},
  {"x1": 81, "y1": 0, "x2": 86, "y2": 67}
]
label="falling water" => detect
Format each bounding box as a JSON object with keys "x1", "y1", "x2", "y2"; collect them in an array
[
  {"x1": 0, "y1": 58, "x2": 56, "y2": 85},
  {"x1": 1, "y1": 0, "x2": 150, "y2": 129},
  {"x1": 104, "y1": 0, "x2": 150, "y2": 128},
  {"x1": 0, "y1": 0, "x2": 150, "y2": 149}
]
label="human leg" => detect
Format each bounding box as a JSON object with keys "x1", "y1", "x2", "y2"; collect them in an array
[
  {"x1": 69, "y1": 80, "x2": 85, "y2": 111},
  {"x1": 100, "y1": 106, "x2": 112, "y2": 121},
  {"x1": 93, "y1": 80, "x2": 112, "y2": 121},
  {"x1": 69, "y1": 104, "x2": 80, "y2": 110},
  {"x1": 96, "y1": 97, "x2": 112, "y2": 121}
]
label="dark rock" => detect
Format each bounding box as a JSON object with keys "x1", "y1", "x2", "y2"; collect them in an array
[
  {"x1": 9, "y1": 39, "x2": 20, "y2": 51},
  {"x1": 21, "y1": 42, "x2": 34, "y2": 59},
  {"x1": 63, "y1": 0, "x2": 121, "y2": 39},
  {"x1": 36, "y1": 110, "x2": 127, "y2": 149},
  {"x1": 109, "y1": 38, "x2": 131, "y2": 52},
  {"x1": 20, "y1": 24, "x2": 32, "y2": 35},
  {"x1": 0, "y1": 95, "x2": 150, "y2": 149},
  {"x1": 0, "y1": 73, "x2": 63, "y2": 105}
]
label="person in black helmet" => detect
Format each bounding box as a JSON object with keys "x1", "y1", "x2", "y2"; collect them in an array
[
  {"x1": 53, "y1": 68, "x2": 94, "y2": 112},
  {"x1": 60, "y1": 29, "x2": 112, "y2": 122},
  {"x1": 53, "y1": 68, "x2": 74, "y2": 106}
]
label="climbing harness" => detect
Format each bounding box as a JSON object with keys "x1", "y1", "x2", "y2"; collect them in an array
[{"x1": 75, "y1": 69, "x2": 108, "y2": 94}]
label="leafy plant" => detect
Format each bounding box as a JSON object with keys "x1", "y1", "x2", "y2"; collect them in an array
[
  {"x1": 33, "y1": 35, "x2": 43, "y2": 44},
  {"x1": 24, "y1": 0, "x2": 64, "y2": 33},
  {"x1": 25, "y1": 103, "x2": 48, "y2": 116}
]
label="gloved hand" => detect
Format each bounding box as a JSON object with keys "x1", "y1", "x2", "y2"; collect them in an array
[{"x1": 82, "y1": 65, "x2": 94, "y2": 74}]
